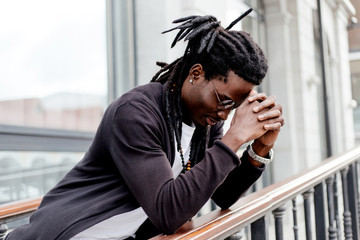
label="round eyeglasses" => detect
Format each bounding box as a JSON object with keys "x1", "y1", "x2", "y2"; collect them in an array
[{"x1": 211, "y1": 81, "x2": 238, "y2": 110}]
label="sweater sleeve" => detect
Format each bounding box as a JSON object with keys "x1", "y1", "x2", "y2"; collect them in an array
[
  {"x1": 109, "y1": 100, "x2": 240, "y2": 234},
  {"x1": 207, "y1": 121, "x2": 265, "y2": 209},
  {"x1": 211, "y1": 149, "x2": 265, "y2": 209}
]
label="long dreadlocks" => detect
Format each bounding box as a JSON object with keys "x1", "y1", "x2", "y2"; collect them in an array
[{"x1": 151, "y1": 8, "x2": 268, "y2": 173}]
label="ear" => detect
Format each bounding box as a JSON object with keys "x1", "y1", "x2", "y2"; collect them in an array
[{"x1": 189, "y1": 64, "x2": 204, "y2": 80}]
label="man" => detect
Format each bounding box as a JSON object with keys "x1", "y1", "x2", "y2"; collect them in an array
[{"x1": 6, "y1": 9, "x2": 284, "y2": 240}]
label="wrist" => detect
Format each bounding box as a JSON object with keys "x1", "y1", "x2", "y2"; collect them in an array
[
  {"x1": 247, "y1": 143, "x2": 274, "y2": 165},
  {"x1": 252, "y1": 140, "x2": 273, "y2": 157},
  {"x1": 221, "y1": 132, "x2": 247, "y2": 153}
]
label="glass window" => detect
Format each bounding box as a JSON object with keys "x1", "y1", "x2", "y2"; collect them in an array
[
  {"x1": 0, "y1": 151, "x2": 82, "y2": 204},
  {"x1": 351, "y1": 72, "x2": 360, "y2": 142},
  {"x1": 0, "y1": 0, "x2": 107, "y2": 132},
  {"x1": 0, "y1": 0, "x2": 107, "y2": 203}
]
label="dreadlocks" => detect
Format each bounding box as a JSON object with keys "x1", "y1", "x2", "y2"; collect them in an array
[{"x1": 151, "y1": 8, "x2": 268, "y2": 173}]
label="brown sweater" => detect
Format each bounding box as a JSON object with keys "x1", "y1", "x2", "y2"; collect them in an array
[{"x1": 6, "y1": 82, "x2": 264, "y2": 240}]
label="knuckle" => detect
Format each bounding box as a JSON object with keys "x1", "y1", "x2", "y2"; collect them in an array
[{"x1": 269, "y1": 95, "x2": 276, "y2": 101}]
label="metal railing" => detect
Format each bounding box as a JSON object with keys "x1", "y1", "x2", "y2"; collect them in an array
[{"x1": 1, "y1": 146, "x2": 360, "y2": 240}]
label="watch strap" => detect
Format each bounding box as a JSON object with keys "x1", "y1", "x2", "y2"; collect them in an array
[{"x1": 246, "y1": 144, "x2": 274, "y2": 164}]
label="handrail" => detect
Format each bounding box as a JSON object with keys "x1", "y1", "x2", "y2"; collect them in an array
[
  {"x1": 1, "y1": 146, "x2": 360, "y2": 239},
  {"x1": 0, "y1": 197, "x2": 42, "y2": 221},
  {"x1": 150, "y1": 146, "x2": 360, "y2": 239}
]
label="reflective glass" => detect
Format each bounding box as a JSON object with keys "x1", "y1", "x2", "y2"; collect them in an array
[
  {"x1": 0, "y1": 0, "x2": 107, "y2": 132},
  {"x1": 0, "y1": 151, "x2": 83, "y2": 204}
]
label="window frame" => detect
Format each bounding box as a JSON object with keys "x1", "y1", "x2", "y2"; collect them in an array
[{"x1": 0, "y1": 124, "x2": 93, "y2": 152}]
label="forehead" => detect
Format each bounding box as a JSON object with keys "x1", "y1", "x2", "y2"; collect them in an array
[{"x1": 216, "y1": 71, "x2": 254, "y2": 100}]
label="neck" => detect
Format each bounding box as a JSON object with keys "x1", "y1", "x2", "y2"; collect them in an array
[{"x1": 181, "y1": 102, "x2": 193, "y2": 126}]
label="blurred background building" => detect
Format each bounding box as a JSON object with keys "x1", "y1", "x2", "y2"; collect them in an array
[
  {"x1": 0, "y1": 0, "x2": 358, "y2": 204},
  {"x1": 348, "y1": 0, "x2": 360, "y2": 145}
]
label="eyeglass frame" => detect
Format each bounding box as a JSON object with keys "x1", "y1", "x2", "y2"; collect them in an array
[{"x1": 211, "y1": 80, "x2": 239, "y2": 110}]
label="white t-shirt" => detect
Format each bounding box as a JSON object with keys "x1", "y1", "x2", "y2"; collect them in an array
[{"x1": 71, "y1": 123, "x2": 195, "y2": 240}]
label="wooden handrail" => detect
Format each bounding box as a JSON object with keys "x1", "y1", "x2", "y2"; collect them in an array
[
  {"x1": 151, "y1": 146, "x2": 360, "y2": 239},
  {"x1": 1, "y1": 146, "x2": 360, "y2": 239},
  {"x1": 0, "y1": 197, "x2": 42, "y2": 221}
]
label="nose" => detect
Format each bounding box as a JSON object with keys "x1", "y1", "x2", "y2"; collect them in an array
[{"x1": 217, "y1": 109, "x2": 230, "y2": 121}]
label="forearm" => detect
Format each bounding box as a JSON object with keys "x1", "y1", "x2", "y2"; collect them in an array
[{"x1": 211, "y1": 150, "x2": 265, "y2": 209}]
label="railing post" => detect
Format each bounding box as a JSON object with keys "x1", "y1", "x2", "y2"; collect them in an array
[
  {"x1": 272, "y1": 205, "x2": 286, "y2": 240},
  {"x1": 333, "y1": 174, "x2": 342, "y2": 239},
  {"x1": 326, "y1": 175, "x2": 338, "y2": 240},
  {"x1": 292, "y1": 198, "x2": 299, "y2": 240},
  {"x1": 341, "y1": 167, "x2": 353, "y2": 240},
  {"x1": 251, "y1": 216, "x2": 269, "y2": 240},
  {"x1": 357, "y1": 160, "x2": 360, "y2": 225},
  {"x1": 314, "y1": 182, "x2": 327, "y2": 240},
  {"x1": 347, "y1": 162, "x2": 360, "y2": 240},
  {"x1": 0, "y1": 223, "x2": 8, "y2": 240},
  {"x1": 303, "y1": 189, "x2": 314, "y2": 240},
  {"x1": 225, "y1": 231, "x2": 243, "y2": 240}
]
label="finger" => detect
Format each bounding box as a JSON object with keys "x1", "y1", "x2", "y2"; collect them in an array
[
  {"x1": 263, "y1": 116, "x2": 285, "y2": 128},
  {"x1": 253, "y1": 95, "x2": 276, "y2": 112},
  {"x1": 280, "y1": 118, "x2": 285, "y2": 126},
  {"x1": 258, "y1": 109, "x2": 281, "y2": 121},
  {"x1": 264, "y1": 122, "x2": 282, "y2": 130},
  {"x1": 248, "y1": 92, "x2": 266, "y2": 102},
  {"x1": 247, "y1": 89, "x2": 258, "y2": 99},
  {"x1": 250, "y1": 89, "x2": 257, "y2": 95}
]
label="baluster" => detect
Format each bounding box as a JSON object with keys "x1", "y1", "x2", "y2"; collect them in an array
[
  {"x1": 292, "y1": 198, "x2": 298, "y2": 240},
  {"x1": 225, "y1": 230, "x2": 243, "y2": 240},
  {"x1": 356, "y1": 160, "x2": 360, "y2": 226},
  {"x1": 341, "y1": 167, "x2": 353, "y2": 240},
  {"x1": 303, "y1": 189, "x2": 314, "y2": 240},
  {"x1": 272, "y1": 205, "x2": 286, "y2": 240},
  {"x1": 334, "y1": 174, "x2": 342, "y2": 240},
  {"x1": 0, "y1": 223, "x2": 8, "y2": 240},
  {"x1": 251, "y1": 216, "x2": 268, "y2": 240},
  {"x1": 347, "y1": 163, "x2": 359, "y2": 240},
  {"x1": 314, "y1": 182, "x2": 327, "y2": 239},
  {"x1": 326, "y1": 175, "x2": 338, "y2": 240}
]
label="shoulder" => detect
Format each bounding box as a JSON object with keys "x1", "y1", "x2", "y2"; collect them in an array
[
  {"x1": 114, "y1": 83, "x2": 163, "y2": 111},
  {"x1": 103, "y1": 83, "x2": 164, "y2": 119},
  {"x1": 108, "y1": 83, "x2": 166, "y2": 129}
]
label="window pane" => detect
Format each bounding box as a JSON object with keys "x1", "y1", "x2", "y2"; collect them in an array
[
  {"x1": 0, "y1": 0, "x2": 107, "y2": 132},
  {"x1": 352, "y1": 74, "x2": 360, "y2": 134},
  {"x1": 0, "y1": 151, "x2": 83, "y2": 204}
]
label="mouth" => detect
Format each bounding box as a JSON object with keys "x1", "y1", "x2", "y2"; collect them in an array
[{"x1": 206, "y1": 116, "x2": 219, "y2": 126}]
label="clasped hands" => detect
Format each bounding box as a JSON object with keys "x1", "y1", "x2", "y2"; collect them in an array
[{"x1": 222, "y1": 90, "x2": 284, "y2": 157}]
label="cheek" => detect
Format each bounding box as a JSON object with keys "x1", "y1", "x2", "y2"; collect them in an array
[
  {"x1": 194, "y1": 92, "x2": 214, "y2": 112},
  {"x1": 186, "y1": 94, "x2": 211, "y2": 118}
]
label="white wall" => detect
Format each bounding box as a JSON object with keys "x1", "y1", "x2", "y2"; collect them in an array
[
  {"x1": 264, "y1": 0, "x2": 355, "y2": 182},
  {"x1": 132, "y1": 0, "x2": 356, "y2": 183}
]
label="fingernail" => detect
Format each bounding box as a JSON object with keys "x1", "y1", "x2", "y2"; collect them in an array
[
  {"x1": 253, "y1": 106, "x2": 259, "y2": 112},
  {"x1": 258, "y1": 114, "x2": 265, "y2": 120}
]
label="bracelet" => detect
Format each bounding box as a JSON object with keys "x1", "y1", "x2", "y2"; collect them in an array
[{"x1": 246, "y1": 144, "x2": 274, "y2": 164}]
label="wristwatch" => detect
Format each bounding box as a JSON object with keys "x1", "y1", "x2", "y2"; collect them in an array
[{"x1": 246, "y1": 144, "x2": 274, "y2": 164}]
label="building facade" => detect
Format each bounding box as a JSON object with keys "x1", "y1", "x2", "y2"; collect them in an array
[
  {"x1": 348, "y1": 0, "x2": 360, "y2": 145},
  {"x1": 0, "y1": 0, "x2": 357, "y2": 204},
  {"x1": 108, "y1": 0, "x2": 356, "y2": 183}
]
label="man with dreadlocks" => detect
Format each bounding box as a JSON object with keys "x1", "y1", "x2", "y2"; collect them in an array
[{"x1": 5, "y1": 9, "x2": 284, "y2": 240}]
